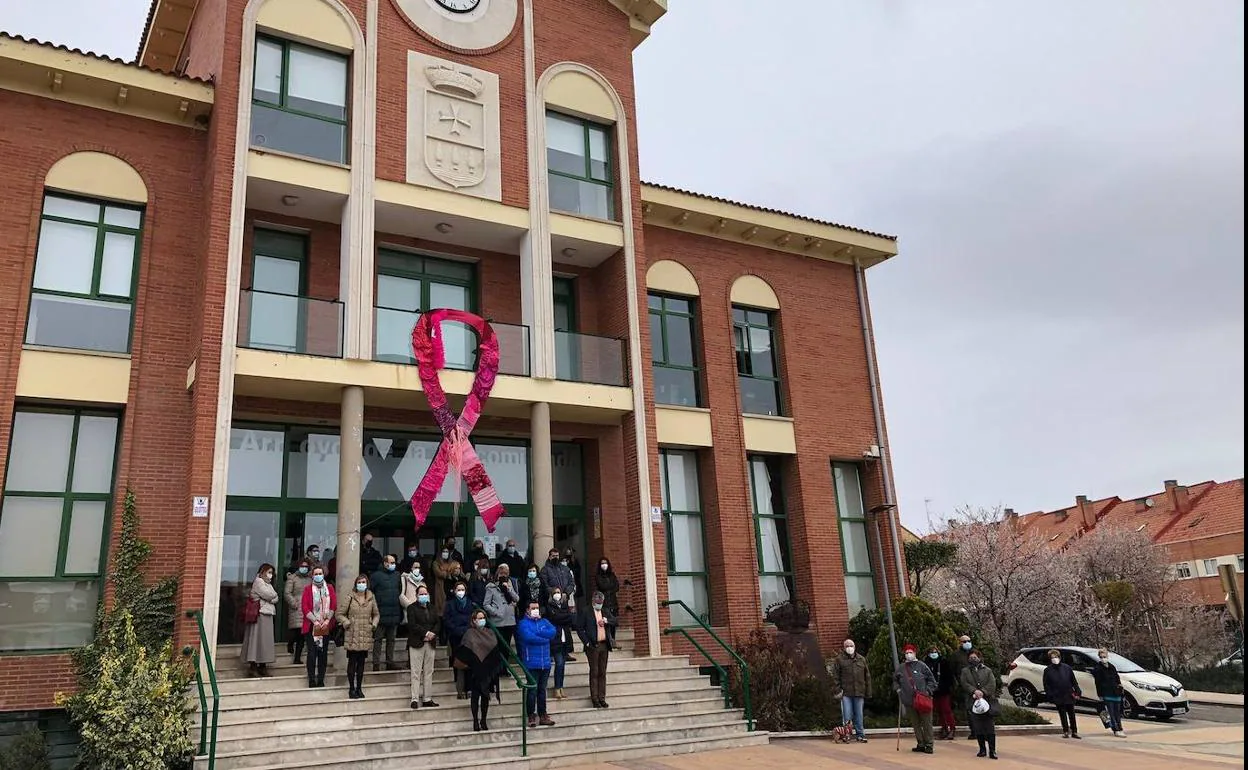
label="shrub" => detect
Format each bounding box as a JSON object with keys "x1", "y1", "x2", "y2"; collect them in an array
[
  {"x1": 0, "y1": 728, "x2": 52, "y2": 770},
  {"x1": 847, "y1": 607, "x2": 885, "y2": 654},
  {"x1": 729, "y1": 628, "x2": 797, "y2": 731},
  {"x1": 1163, "y1": 665, "x2": 1244, "y2": 695},
  {"x1": 789, "y1": 676, "x2": 839, "y2": 731},
  {"x1": 58, "y1": 612, "x2": 193, "y2": 770},
  {"x1": 866, "y1": 596, "x2": 959, "y2": 710}
]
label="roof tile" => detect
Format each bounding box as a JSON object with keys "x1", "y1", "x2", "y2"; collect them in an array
[{"x1": 0, "y1": 30, "x2": 210, "y2": 84}]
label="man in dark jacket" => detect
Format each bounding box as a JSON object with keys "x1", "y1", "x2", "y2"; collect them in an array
[
  {"x1": 498, "y1": 538, "x2": 527, "y2": 581},
  {"x1": 540, "y1": 547, "x2": 577, "y2": 659},
  {"x1": 953, "y1": 634, "x2": 974, "y2": 739},
  {"x1": 359, "y1": 532, "x2": 383, "y2": 576},
  {"x1": 405, "y1": 584, "x2": 440, "y2": 709},
  {"x1": 927, "y1": 646, "x2": 958, "y2": 740},
  {"x1": 829, "y1": 638, "x2": 871, "y2": 742},
  {"x1": 370, "y1": 554, "x2": 403, "y2": 670},
  {"x1": 1042, "y1": 649, "x2": 1082, "y2": 738},
  {"x1": 575, "y1": 591, "x2": 616, "y2": 708}
]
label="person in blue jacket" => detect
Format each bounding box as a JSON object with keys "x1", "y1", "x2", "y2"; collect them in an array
[
  {"x1": 516, "y1": 599, "x2": 558, "y2": 728},
  {"x1": 443, "y1": 580, "x2": 473, "y2": 700}
]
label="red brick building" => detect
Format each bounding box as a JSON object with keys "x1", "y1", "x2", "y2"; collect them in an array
[
  {"x1": 1013, "y1": 478, "x2": 1245, "y2": 609},
  {"x1": 0, "y1": 0, "x2": 907, "y2": 719}
]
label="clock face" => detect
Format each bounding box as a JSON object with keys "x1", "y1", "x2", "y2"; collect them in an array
[{"x1": 435, "y1": 0, "x2": 481, "y2": 12}]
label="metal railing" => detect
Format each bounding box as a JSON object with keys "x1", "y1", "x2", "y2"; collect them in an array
[
  {"x1": 373, "y1": 307, "x2": 532, "y2": 376},
  {"x1": 183, "y1": 609, "x2": 220, "y2": 770},
  {"x1": 660, "y1": 599, "x2": 754, "y2": 731},
  {"x1": 237, "y1": 289, "x2": 344, "y2": 358},
  {"x1": 555, "y1": 330, "x2": 628, "y2": 386},
  {"x1": 471, "y1": 603, "x2": 537, "y2": 757}
]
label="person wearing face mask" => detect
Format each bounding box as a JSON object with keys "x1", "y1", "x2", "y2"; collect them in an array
[
  {"x1": 959, "y1": 648, "x2": 999, "y2": 758},
  {"x1": 516, "y1": 600, "x2": 558, "y2": 727},
  {"x1": 283, "y1": 559, "x2": 313, "y2": 664},
  {"x1": 433, "y1": 546, "x2": 464, "y2": 624},
  {"x1": 954, "y1": 635, "x2": 974, "y2": 739},
  {"x1": 443, "y1": 581, "x2": 473, "y2": 699},
  {"x1": 894, "y1": 643, "x2": 938, "y2": 754},
  {"x1": 927, "y1": 647, "x2": 957, "y2": 740},
  {"x1": 540, "y1": 549, "x2": 577, "y2": 661},
  {"x1": 1042, "y1": 649, "x2": 1081, "y2": 739},
  {"x1": 304, "y1": 545, "x2": 322, "y2": 569},
  {"x1": 1091, "y1": 647, "x2": 1126, "y2": 737},
  {"x1": 499, "y1": 539, "x2": 527, "y2": 581},
  {"x1": 545, "y1": 587, "x2": 574, "y2": 699},
  {"x1": 336, "y1": 574, "x2": 380, "y2": 699},
  {"x1": 519, "y1": 563, "x2": 545, "y2": 619},
  {"x1": 405, "y1": 584, "x2": 440, "y2": 709},
  {"x1": 370, "y1": 554, "x2": 403, "y2": 672},
  {"x1": 563, "y1": 547, "x2": 584, "y2": 600},
  {"x1": 829, "y1": 638, "x2": 871, "y2": 742},
  {"x1": 399, "y1": 557, "x2": 428, "y2": 612},
  {"x1": 398, "y1": 543, "x2": 426, "y2": 577},
  {"x1": 300, "y1": 566, "x2": 337, "y2": 688},
  {"x1": 359, "y1": 532, "x2": 383, "y2": 576},
  {"x1": 242, "y1": 563, "x2": 279, "y2": 678},
  {"x1": 467, "y1": 539, "x2": 489, "y2": 570},
  {"x1": 468, "y1": 557, "x2": 492, "y2": 608},
  {"x1": 484, "y1": 564, "x2": 519, "y2": 646},
  {"x1": 455, "y1": 610, "x2": 504, "y2": 732},
  {"x1": 576, "y1": 591, "x2": 616, "y2": 708},
  {"x1": 443, "y1": 537, "x2": 464, "y2": 566},
  {"x1": 593, "y1": 557, "x2": 620, "y2": 616}
]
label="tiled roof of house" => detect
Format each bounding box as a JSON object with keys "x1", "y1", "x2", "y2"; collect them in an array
[
  {"x1": 1154, "y1": 479, "x2": 1244, "y2": 545},
  {"x1": 1015, "y1": 496, "x2": 1121, "y2": 549},
  {"x1": 0, "y1": 30, "x2": 209, "y2": 84}
]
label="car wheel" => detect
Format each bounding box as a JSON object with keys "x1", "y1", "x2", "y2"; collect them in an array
[
  {"x1": 1123, "y1": 693, "x2": 1141, "y2": 720},
  {"x1": 1010, "y1": 682, "x2": 1039, "y2": 708}
]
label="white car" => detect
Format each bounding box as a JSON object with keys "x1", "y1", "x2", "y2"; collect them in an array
[{"x1": 1005, "y1": 646, "x2": 1189, "y2": 720}]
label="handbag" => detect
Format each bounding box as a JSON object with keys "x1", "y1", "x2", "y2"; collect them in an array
[
  {"x1": 904, "y1": 662, "x2": 935, "y2": 714},
  {"x1": 243, "y1": 597, "x2": 260, "y2": 624}
]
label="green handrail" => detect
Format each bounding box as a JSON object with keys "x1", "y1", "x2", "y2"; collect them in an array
[
  {"x1": 186, "y1": 609, "x2": 220, "y2": 770},
  {"x1": 660, "y1": 599, "x2": 753, "y2": 731},
  {"x1": 471, "y1": 601, "x2": 535, "y2": 757}
]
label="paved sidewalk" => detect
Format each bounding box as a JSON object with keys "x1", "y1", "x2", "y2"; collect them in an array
[
  {"x1": 563, "y1": 729, "x2": 1245, "y2": 770},
  {"x1": 1189, "y1": 690, "x2": 1245, "y2": 707}
]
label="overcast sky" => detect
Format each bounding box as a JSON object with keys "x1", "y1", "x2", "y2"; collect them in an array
[{"x1": 3, "y1": 0, "x2": 1243, "y2": 531}]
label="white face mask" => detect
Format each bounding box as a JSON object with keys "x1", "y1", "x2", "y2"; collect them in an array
[
  {"x1": 961, "y1": 642, "x2": 972, "y2": 651},
  {"x1": 455, "y1": 590, "x2": 466, "y2": 599},
  {"x1": 356, "y1": 582, "x2": 367, "y2": 592},
  {"x1": 529, "y1": 609, "x2": 541, "y2": 619},
  {"x1": 845, "y1": 646, "x2": 855, "y2": 656},
  {"x1": 905, "y1": 652, "x2": 917, "y2": 662},
  {"x1": 552, "y1": 593, "x2": 562, "y2": 603},
  {"x1": 600, "y1": 564, "x2": 609, "y2": 571}
]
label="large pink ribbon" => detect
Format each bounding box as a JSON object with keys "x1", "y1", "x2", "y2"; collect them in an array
[{"x1": 409, "y1": 309, "x2": 506, "y2": 533}]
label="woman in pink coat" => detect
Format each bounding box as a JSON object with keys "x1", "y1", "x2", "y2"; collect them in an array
[{"x1": 301, "y1": 565, "x2": 337, "y2": 688}]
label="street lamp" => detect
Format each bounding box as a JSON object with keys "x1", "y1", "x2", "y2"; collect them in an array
[{"x1": 870, "y1": 503, "x2": 901, "y2": 668}]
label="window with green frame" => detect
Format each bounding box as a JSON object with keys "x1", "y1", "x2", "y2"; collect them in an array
[
  {"x1": 246, "y1": 229, "x2": 308, "y2": 353},
  {"x1": 0, "y1": 409, "x2": 121, "y2": 652},
  {"x1": 25, "y1": 194, "x2": 142, "y2": 354},
  {"x1": 748, "y1": 454, "x2": 793, "y2": 612},
  {"x1": 546, "y1": 111, "x2": 613, "y2": 220},
  {"x1": 373, "y1": 250, "x2": 476, "y2": 366},
  {"x1": 733, "y1": 307, "x2": 782, "y2": 416},
  {"x1": 659, "y1": 449, "x2": 710, "y2": 626},
  {"x1": 553, "y1": 276, "x2": 578, "y2": 380},
  {"x1": 252, "y1": 35, "x2": 349, "y2": 164},
  {"x1": 648, "y1": 293, "x2": 701, "y2": 407},
  {"x1": 833, "y1": 462, "x2": 877, "y2": 612}
]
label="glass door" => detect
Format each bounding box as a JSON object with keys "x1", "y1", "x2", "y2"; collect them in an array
[
  {"x1": 553, "y1": 276, "x2": 578, "y2": 380},
  {"x1": 248, "y1": 231, "x2": 306, "y2": 352},
  {"x1": 218, "y1": 509, "x2": 281, "y2": 644},
  {"x1": 375, "y1": 272, "x2": 421, "y2": 363}
]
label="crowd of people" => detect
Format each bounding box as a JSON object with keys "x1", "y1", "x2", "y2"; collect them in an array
[
  {"x1": 829, "y1": 633, "x2": 1130, "y2": 758},
  {"x1": 238, "y1": 535, "x2": 623, "y2": 732}
]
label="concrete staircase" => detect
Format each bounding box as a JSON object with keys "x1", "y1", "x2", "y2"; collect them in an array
[{"x1": 194, "y1": 628, "x2": 766, "y2": 769}]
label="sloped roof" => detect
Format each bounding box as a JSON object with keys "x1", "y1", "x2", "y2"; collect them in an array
[
  {"x1": 1154, "y1": 479, "x2": 1244, "y2": 545},
  {"x1": 1015, "y1": 496, "x2": 1122, "y2": 549},
  {"x1": 0, "y1": 30, "x2": 207, "y2": 83}
]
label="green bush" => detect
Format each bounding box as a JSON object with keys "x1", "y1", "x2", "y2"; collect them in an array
[
  {"x1": 58, "y1": 612, "x2": 192, "y2": 770},
  {"x1": 847, "y1": 607, "x2": 885, "y2": 654},
  {"x1": 789, "y1": 676, "x2": 840, "y2": 731},
  {"x1": 0, "y1": 728, "x2": 52, "y2": 770},
  {"x1": 1164, "y1": 665, "x2": 1244, "y2": 695},
  {"x1": 729, "y1": 628, "x2": 797, "y2": 731},
  {"x1": 866, "y1": 596, "x2": 959, "y2": 711}
]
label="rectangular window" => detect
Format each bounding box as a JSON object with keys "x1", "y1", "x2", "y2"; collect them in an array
[
  {"x1": 553, "y1": 276, "x2": 579, "y2": 380},
  {"x1": 732, "y1": 307, "x2": 782, "y2": 416},
  {"x1": 660, "y1": 450, "x2": 710, "y2": 626},
  {"x1": 246, "y1": 229, "x2": 307, "y2": 352},
  {"x1": 0, "y1": 409, "x2": 120, "y2": 652},
  {"x1": 749, "y1": 455, "x2": 792, "y2": 611},
  {"x1": 546, "y1": 111, "x2": 613, "y2": 220},
  {"x1": 26, "y1": 195, "x2": 142, "y2": 354},
  {"x1": 252, "y1": 36, "x2": 349, "y2": 164},
  {"x1": 1238, "y1": 554, "x2": 1245, "y2": 573},
  {"x1": 834, "y1": 462, "x2": 877, "y2": 612},
  {"x1": 1203, "y1": 558, "x2": 1219, "y2": 576},
  {"x1": 649, "y1": 293, "x2": 702, "y2": 407},
  {"x1": 1175, "y1": 562, "x2": 1193, "y2": 579},
  {"x1": 373, "y1": 251, "x2": 476, "y2": 366}
]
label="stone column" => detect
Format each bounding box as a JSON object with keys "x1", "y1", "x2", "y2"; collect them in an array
[
  {"x1": 530, "y1": 401, "x2": 554, "y2": 560},
  {"x1": 335, "y1": 385, "x2": 364, "y2": 667}
]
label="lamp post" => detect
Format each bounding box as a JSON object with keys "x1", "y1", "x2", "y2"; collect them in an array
[{"x1": 870, "y1": 503, "x2": 901, "y2": 668}]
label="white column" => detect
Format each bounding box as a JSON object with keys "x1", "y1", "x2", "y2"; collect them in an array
[
  {"x1": 336, "y1": 385, "x2": 365, "y2": 667},
  {"x1": 530, "y1": 402, "x2": 555, "y2": 560}
]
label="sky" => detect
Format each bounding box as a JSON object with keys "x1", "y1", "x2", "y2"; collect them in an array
[{"x1": 2, "y1": 0, "x2": 1243, "y2": 532}]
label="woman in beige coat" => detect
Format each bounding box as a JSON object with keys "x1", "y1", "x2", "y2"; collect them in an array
[
  {"x1": 242, "y1": 563, "x2": 279, "y2": 677},
  {"x1": 283, "y1": 558, "x2": 313, "y2": 664},
  {"x1": 337, "y1": 574, "x2": 380, "y2": 699}
]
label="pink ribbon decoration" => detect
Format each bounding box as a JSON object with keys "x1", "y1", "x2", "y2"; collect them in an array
[{"x1": 409, "y1": 309, "x2": 506, "y2": 533}]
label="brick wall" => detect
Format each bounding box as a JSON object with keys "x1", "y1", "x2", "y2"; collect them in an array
[{"x1": 1162, "y1": 533, "x2": 1246, "y2": 607}]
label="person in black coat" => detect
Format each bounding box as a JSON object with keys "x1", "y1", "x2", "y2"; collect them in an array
[
  {"x1": 369, "y1": 555, "x2": 403, "y2": 671},
  {"x1": 498, "y1": 539, "x2": 527, "y2": 582},
  {"x1": 443, "y1": 581, "x2": 473, "y2": 699},
  {"x1": 455, "y1": 609, "x2": 504, "y2": 732},
  {"x1": 593, "y1": 557, "x2": 621, "y2": 616},
  {"x1": 926, "y1": 646, "x2": 958, "y2": 740},
  {"x1": 1042, "y1": 649, "x2": 1082, "y2": 738},
  {"x1": 575, "y1": 591, "x2": 616, "y2": 708},
  {"x1": 467, "y1": 557, "x2": 492, "y2": 608},
  {"x1": 1091, "y1": 647, "x2": 1127, "y2": 736}
]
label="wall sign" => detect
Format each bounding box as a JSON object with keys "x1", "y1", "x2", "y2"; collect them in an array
[
  {"x1": 592, "y1": 507, "x2": 601, "y2": 539},
  {"x1": 192, "y1": 496, "x2": 209, "y2": 518},
  {"x1": 650, "y1": 506, "x2": 662, "y2": 524}
]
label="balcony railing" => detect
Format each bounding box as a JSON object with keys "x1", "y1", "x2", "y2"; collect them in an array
[
  {"x1": 555, "y1": 330, "x2": 628, "y2": 387},
  {"x1": 373, "y1": 306, "x2": 531, "y2": 377},
  {"x1": 237, "y1": 289, "x2": 344, "y2": 358}
]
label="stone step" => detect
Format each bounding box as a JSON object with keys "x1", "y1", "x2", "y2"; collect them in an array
[
  {"x1": 201, "y1": 682, "x2": 724, "y2": 726},
  {"x1": 214, "y1": 707, "x2": 740, "y2": 759},
  {"x1": 215, "y1": 654, "x2": 688, "y2": 692},
  {"x1": 203, "y1": 715, "x2": 752, "y2": 769},
  {"x1": 204, "y1": 695, "x2": 728, "y2": 742}
]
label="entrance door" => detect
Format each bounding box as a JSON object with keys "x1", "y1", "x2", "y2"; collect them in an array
[{"x1": 219, "y1": 509, "x2": 281, "y2": 645}]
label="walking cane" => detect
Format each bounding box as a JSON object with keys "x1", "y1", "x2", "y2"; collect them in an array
[{"x1": 896, "y1": 701, "x2": 902, "y2": 751}]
